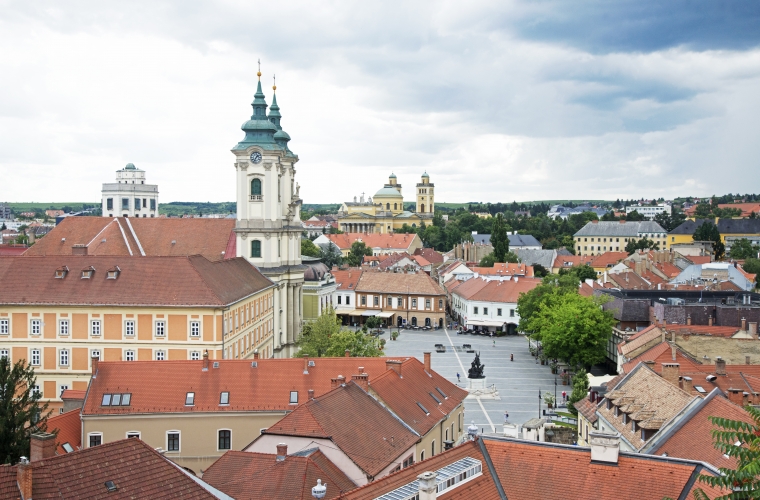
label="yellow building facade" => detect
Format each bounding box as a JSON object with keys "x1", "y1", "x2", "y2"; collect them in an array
[{"x1": 337, "y1": 173, "x2": 435, "y2": 233}]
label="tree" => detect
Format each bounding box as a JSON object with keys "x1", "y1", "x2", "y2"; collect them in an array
[
  {"x1": 0, "y1": 357, "x2": 50, "y2": 464},
  {"x1": 300, "y1": 238, "x2": 321, "y2": 257},
  {"x1": 730, "y1": 238, "x2": 760, "y2": 260},
  {"x1": 567, "y1": 368, "x2": 589, "y2": 416},
  {"x1": 743, "y1": 258, "x2": 760, "y2": 288},
  {"x1": 0, "y1": 223, "x2": 5, "y2": 230},
  {"x1": 318, "y1": 244, "x2": 343, "y2": 269},
  {"x1": 625, "y1": 236, "x2": 660, "y2": 255},
  {"x1": 533, "y1": 264, "x2": 549, "y2": 278},
  {"x1": 345, "y1": 241, "x2": 373, "y2": 267},
  {"x1": 694, "y1": 221, "x2": 726, "y2": 260},
  {"x1": 364, "y1": 315, "x2": 382, "y2": 330},
  {"x1": 625, "y1": 210, "x2": 646, "y2": 221},
  {"x1": 491, "y1": 213, "x2": 509, "y2": 262},
  {"x1": 561, "y1": 264, "x2": 596, "y2": 281},
  {"x1": 296, "y1": 308, "x2": 383, "y2": 358},
  {"x1": 695, "y1": 405, "x2": 760, "y2": 498},
  {"x1": 516, "y1": 274, "x2": 581, "y2": 334},
  {"x1": 523, "y1": 292, "x2": 616, "y2": 369},
  {"x1": 504, "y1": 251, "x2": 519, "y2": 263},
  {"x1": 479, "y1": 253, "x2": 496, "y2": 267}
]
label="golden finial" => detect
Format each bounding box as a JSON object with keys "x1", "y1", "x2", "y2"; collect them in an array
[
  {"x1": 272, "y1": 74, "x2": 276, "y2": 92},
  {"x1": 257, "y1": 58, "x2": 261, "y2": 79}
]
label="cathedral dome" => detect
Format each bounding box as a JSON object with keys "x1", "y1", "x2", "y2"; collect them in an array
[
  {"x1": 274, "y1": 129, "x2": 291, "y2": 141},
  {"x1": 124, "y1": 163, "x2": 136, "y2": 170},
  {"x1": 374, "y1": 187, "x2": 402, "y2": 198},
  {"x1": 241, "y1": 119, "x2": 278, "y2": 132},
  {"x1": 303, "y1": 260, "x2": 330, "y2": 281}
]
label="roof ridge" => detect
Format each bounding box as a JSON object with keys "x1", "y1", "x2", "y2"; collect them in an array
[{"x1": 186, "y1": 255, "x2": 226, "y2": 306}]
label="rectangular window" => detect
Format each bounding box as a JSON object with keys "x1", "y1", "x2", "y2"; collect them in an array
[
  {"x1": 106, "y1": 198, "x2": 113, "y2": 210},
  {"x1": 412, "y1": 298, "x2": 417, "y2": 308},
  {"x1": 142, "y1": 198, "x2": 147, "y2": 208},
  {"x1": 30, "y1": 319, "x2": 41, "y2": 336},
  {"x1": 59, "y1": 349, "x2": 69, "y2": 366},
  {"x1": 346, "y1": 296, "x2": 350, "y2": 305},
  {"x1": 426, "y1": 299, "x2": 431, "y2": 309},
  {"x1": 190, "y1": 321, "x2": 200, "y2": 337},
  {"x1": 190, "y1": 351, "x2": 200, "y2": 360},
  {"x1": 127, "y1": 432, "x2": 140, "y2": 439},
  {"x1": 31, "y1": 349, "x2": 40, "y2": 366},
  {"x1": 125, "y1": 350, "x2": 135, "y2": 361},
  {"x1": 59, "y1": 319, "x2": 70, "y2": 336},
  {"x1": 497, "y1": 308, "x2": 502, "y2": 316},
  {"x1": 1, "y1": 349, "x2": 10, "y2": 359},
  {"x1": 220, "y1": 392, "x2": 230, "y2": 405},
  {"x1": 374, "y1": 296, "x2": 379, "y2": 306},
  {"x1": 387, "y1": 296, "x2": 392, "y2": 306},
  {"x1": 218, "y1": 430, "x2": 231, "y2": 450},
  {"x1": 125, "y1": 320, "x2": 135, "y2": 336},
  {"x1": 90, "y1": 320, "x2": 101, "y2": 336},
  {"x1": 474, "y1": 307, "x2": 479, "y2": 315},
  {"x1": 156, "y1": 350, "x2": 165, "y2": 361},
  {"x1": 122, "y1": 198, "x2": 129, "y2": 210},
  {"x1": 337, "y1": 295, "x2": 342, "y2": 305},
  {"x1": 185, "y1": 392, "x2": 195, "y2": 405},
  {"x1": 91, "y1": 349, "x2": 100, "y2": 361},
  {"x1": 89, "y1": 434, "x2": 102, "y2": 447},
  {"x1": 290, "y1": 391, "x2": 298, "y2": 404},
  {"x1": 134, "y1": 198, "x2": 139, "y2": 210},
  {"x1": 483, "y1": 307, "x2": 488, "y2": 315},
  {"x1": 59, "y1": 384, "x2": 68, "y2": 397},
  {"x1": 155, "y1": 320, "x2": 166, "y2": 337},
  {"x1": 439, "y1": 299, "x2": 443, "y2": 309},
  {"x1": 510, "y1": 309, "x2": 515, "y2": 317},
  {"x1": 0, "y1": 319, "x2": 7, "y2": 335},
  {"x1": 361, "y1": 295, "x2": 366, "y2": 306},
  {"x1": 167, "y1": 432, "x2": 180, "y2": 452},
  {"x1": 150, "y1": 199, "x2": 156, "y2": 210}
]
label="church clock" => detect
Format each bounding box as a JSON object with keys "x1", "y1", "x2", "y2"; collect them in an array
[{"x1": 250, "y1": 151, "x2": 262, "y2": 164}]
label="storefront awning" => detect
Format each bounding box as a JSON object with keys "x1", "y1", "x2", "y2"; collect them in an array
[
  {"x1": 348, "y1": 310, "x2": 365, "y2": 316},
  {"x1": 362, "y1": 311, "x2": 379, "y2": 317},
  {"x1": 335, "y1": 309, "x2": 356, "y2": 315},
  {"x1": 376, "y1": 312, "x2": 394, "y2": 318},
  {"x1": 466, "y1": 319, "x2": 505, "y2": 327}
]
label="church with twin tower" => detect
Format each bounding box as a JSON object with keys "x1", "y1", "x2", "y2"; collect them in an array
[{"x1": 232, "y1": 68, "x2": 304, "y2": 357}]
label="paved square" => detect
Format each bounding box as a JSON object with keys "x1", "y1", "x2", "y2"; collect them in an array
[{"x1": 381, "y1": 327, "x2": 569, "y2": 431}]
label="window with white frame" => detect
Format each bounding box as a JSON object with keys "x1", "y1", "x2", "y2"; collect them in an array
[
  {"x1": 510, "y1": 309, "x2": 515, "y2": 317},
  {"x1": 497, "y1": 308, "x2": 502, "y2": 316},
  {"x1": 59, "y1": 384, "x2": 68, "y2": 396},
  {"x1": 155, "y1": 350, "x2": 166, "y2": 361},
  {"x1": 88, "y1": 433, "x2": 102, "y2": 447},
  {"x1": 32, "y1": 385, "x2": 41, "y2": 397},
  {"x1": 190, "y1": 321, "x2": 200, "y2": 337},
  {"x1": 126, "y1": 431, "x2": 140, "y2": 439},
  {"x1": 59, "y1": 319, "x2": 70, "y2": 336},
  {"x1": 426, "y1": 299, "x2": 431, "y2": 309},
  {"x1": 411, "y1": 298, "x2": 417, "y2": 308},
  {"x1": 0, "y1": 319, "x2": 8, "y2": 335},
  {"x1": 90, "y1": 319, "x2": 101, "y2": 336},
  {"x1": 483, "y1": 307, "x2": 488, "y2": 315},
  {"x1": 91, "y1": 349, "x2": 101, "y2": 361},
  {"x1": 59, "y1": 349, "x2": 69, "y2": 366},
  {"x1": 30, "y1": 319, "x2": 41, "y2": 336},
  {"x1": 190, "y1": 351, "x2": 200, "y2": 360},
  {"x1": 218, "y1": 430, "x2": 231, "y2": 450},
  {"x1": 473, "y1": 307, "x2": 479, "y2": 315},
  {"x1": 167, "y1": 432, "x2": 180, "y2": 451},
  {"x1": 0, "y1": 349, "x2": 8, "y2": 359},
  {"x1": 125, "y1": 350, "x2": 135, "y2": 361},
  {"x1": 155, "y1": 320, "x2": 166, "y2": 337},
  {"x1": 31, "y1": 349, "x2": 40, "y2": 366},
  {"x1": 125, "y1": 320, "x2": 135, "y2": 336}
]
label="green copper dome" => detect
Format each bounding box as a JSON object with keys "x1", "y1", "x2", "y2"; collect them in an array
[
  {"x1": 374, "y1": 187, "x2": 403, "y2": 198},
  {"x1": 422, "y1": 171, "x2": 429, "y2": 178},
  {"x1": 124, "y1": 163, "x2": 136, "y2": 170},
  {"x1": 389, "y1": 172, "x2": 397, "y2": 179}
]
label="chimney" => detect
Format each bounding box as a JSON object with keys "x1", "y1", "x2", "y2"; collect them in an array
[
  {"x1": 741, "y1": 318, "x2": 747, "y2": 331},
  {"x1": 330, "y1": 378, "x2": 339, "y2": 390},
  {"x1": 589, "y1": 431, "x2": 620, "y2": 464},
  {"x1": 91, "y1": 355, "x2": 99, "y2": 377},
  {"x1": 682, "y1": 376, "x2": 693, "y2": 393},
  {"x1": 417, "y1": 472, "x2": 438, "y2": 500},
  {"x1": 661, "y1": 328, "x2": 666, "y2": 344},
  {"x1": 30, "y1": 432, "x2": 56, "y2": 462},
  {"x1": 728, "y1": 388, "x2": 743, "y2": 406},
  {"x1": 202, "y1": 350, "x2": 209, "y2": 371},
  {"x1": 708, "y1": 315, "x2": 714, "y2": 326},
  {"x1": 276, "y1": 443, "x2": 287, "y2": 461},
  {"x1": 337, "y1": 375, "x2": 346, "y2": 386},
  {"x1": 345, "y1": 349, "x2": 350, "y2": 358},
  {"x1": 686, "y1": 315, "x2": 692, "y2": 326},
  {"x1": 71, "y1": 244, "x2": 87, "y2": 256},
  {"x1": 352, "y1": 373, "x2": 369, "y2": 392},
  {"x1": 743, "y1": 392, "x2": 749, "y2": 406},
  {"x1": 253, "y1": 349, "x2": 259, "y2": 360},
  {"x1": 671, "y1": 330, "x2": 676, "y2": 344},
  {"x1": 423, "y1": 352, "x2": 431, "y2": 373},
  {"x1": 750, "y1": 322, "x2": 758, "y2": 338},
  {"x1": 385, "y1": 360, "x2": 403, "y2": 377},
  {"x1": 661, "y1": 363, "x2": 680, "y2": 386},
  {"x1": 17, "y1": 459, "x2": 31, "y2": 500},
  {"x1": 308, "y1": 389, "x2": 314, "y2": 400},
  {"x1": 303, "y1": 357, "x2": 309, "y2": 374},
  {"x1": 716, "y1": 357, "x2": 726, "y2": 376}
]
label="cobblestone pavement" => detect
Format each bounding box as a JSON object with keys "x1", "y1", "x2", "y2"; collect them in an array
[{"x1": 380, "y1": 327, "x2": 570, "y2": 431}]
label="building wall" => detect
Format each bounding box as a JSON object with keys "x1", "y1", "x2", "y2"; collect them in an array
[
  {"x1": 0, "y1": 289, "x2": 273, "y2": 411},
  {"x1": 576, "y1": 412, "x2": 595, "y2": 446},
  {"x1": 413, "y1": 405, "x2": 464, "y2": 463},
  {"x1": 450, "y1": 296, "x2": 519, "y2": 333},
  {"x1": 575, "y1": 234, "x2": 668, "y2": 256},
  {"x1": 82, "y1": 411, "x2": 285, "y2": 474},
  {"x1": 354, "y1": 291, "x2": 446, "y2": 327}
]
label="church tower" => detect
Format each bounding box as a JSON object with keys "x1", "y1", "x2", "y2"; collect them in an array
[
  {"x1": 416, "y1": 172, "x2": 434, "y2": 215},
  {"x1": 232, "y1": 68, "x2": 304, "y2": 358}
]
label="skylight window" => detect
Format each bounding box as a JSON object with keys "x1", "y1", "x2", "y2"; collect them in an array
[
  {"x1": 429, "y1": 392, "x2": 442, "y2": 404},
  {"x1": 106, "y1": 266, "x2": 120, "y2": 279},
  {"x1": 104, "y1": 481, "x2": 118, "y2": 492},
  {"x1": 213, "y1": 362, "x2": 220, "y2": 369},
  {"x1": 81, "y1": 267, "x2": 95, "y2": 279},
  {"x1": 185, "y1": 392, "x2": 195, "y2": 406},
  {"x1": 62, "y1": 443, "x2": 74, "y2": 453},
  {"x1": 417, "y1": 402, "x2": 430, "y2": 415},
  {"x1": 102, "y1": 394, "x2": 112, "y2": 406},
  {"x1": 111, "y1": 394, "x2": 121, "y2": 406},
  {"x1": 290, "y1": 391, "x2": 298, "y2": 404},
  {"x1": 100, "y1": 393, "x2": 132, "y2": 406},
  {"x1": 54, "y1": 266, "x2": 69, "y2": 279},
  {"x1": 436, "y1": 387, "x2": 448, "y2": 399},
  {"x1": 220, "y1": 392, "x2": 229, "y2": 405},
  {"x1": 694, "y1": 385, "x2": 707, "y2": 394}
]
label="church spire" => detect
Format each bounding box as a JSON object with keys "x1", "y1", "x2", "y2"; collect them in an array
[
  {"x1": 234, "y1": 59, "x2": 279, "y2": 150},
  {"x1": 250, "y1": 59, "x2": 268, "y2": 120},
  {"x1": 268, "y1": 75, "x2": 282, "y2": 129}
]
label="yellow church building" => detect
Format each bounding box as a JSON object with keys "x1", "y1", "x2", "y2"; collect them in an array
[{"x1": 337, "y1": 173, "x2": 435, "y2": 233}]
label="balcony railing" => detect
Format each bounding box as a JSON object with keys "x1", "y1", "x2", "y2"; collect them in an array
[{"x1": 250, "y1": 195, "x2": 263, "y2": 202}]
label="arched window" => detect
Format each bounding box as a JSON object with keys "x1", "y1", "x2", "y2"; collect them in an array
[
  {"x1": 251, "y1": 178, "x2": 262, "y2": 196},
  {"x1": 394, "y1": 203, "x2": 397, "y2": 210},
  {"x1": 386, "y1": 203, "x2": 390, "y2": 210},
  {"x1": 411, "y1": 317, "x2": 418, "y2": 326},
  {"x1": 420, "y1": 204, "x2": 425, "y2": 213},
  {"x1": 251, "y1": 240, "x2": 261, "y2": 258}
]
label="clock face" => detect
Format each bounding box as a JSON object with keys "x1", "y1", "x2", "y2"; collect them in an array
[{"x1": 250, "y1": 151, "x2": 262, "y2": 164}]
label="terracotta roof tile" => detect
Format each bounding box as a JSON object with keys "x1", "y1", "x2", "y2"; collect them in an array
[
  {"x1": 203, "y1": 449, "x2": 356, "y2": 499},
  {"x1": 687, "y1": 255, "x2": 712, "y2": 265},
  {"x1": 470, "y1": 262, "x2": 534, "y2": 277},
  {"x1": 60, "y1": 389, "x2": 86, "y2": 400},
  {"x1": 450, "y1": 277, "x2": 542, "y2": 304},
  {"x1": 0, "y1": 465, "x2": 20, "y2": 500},
  {"x1": 263, "y1": 382, "x2": 419, "y2": 477},
  {"x1": 666, "y1": 324, "x2": 741, "y2": 337},
  {"x1": 590, "y1": 251, "x2": 629, "y2": 268},
  {"x1": 46, "y1": 409, "x2": 82, "y2": 455},
  {"x1": 620, "y1": 326, "x2": 662, "y2": 357},
  {"x1": 355, "y1": 271, "x2": 445, "y2": 296},
  {"x1": 332, "y1": 269, "x2": 362, "y2": 291},
  {"x1": 573, "y1": 397, "x2": 599, "y2": 424},
  {"x1": 324, "y1": 233, "x2": 420, "y2": 251},
  {"x1": 84, "y1": 358, "x2": 393, "y2": 415},
  {"x1": 0, "y1": 244, "x2": 29, "y2": 256},
  {"x1": 0, "y1": 255, "x2": 273, "y2": 307},
  {"x1": 413, "y1": 248, "x2": 444, "y2": 264}
]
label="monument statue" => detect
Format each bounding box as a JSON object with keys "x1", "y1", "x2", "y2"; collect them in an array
[{"x1": 468, "y1": 352, "x2": 485, "y2": 379}]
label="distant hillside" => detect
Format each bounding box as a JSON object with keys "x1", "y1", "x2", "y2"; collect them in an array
[{"x1": 159, "y1": 201, "x2": 236, "y2": 217}]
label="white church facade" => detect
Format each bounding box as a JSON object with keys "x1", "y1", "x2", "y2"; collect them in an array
[{"x1": 101, "y1": 163, "x2": 159, "y2": 217}]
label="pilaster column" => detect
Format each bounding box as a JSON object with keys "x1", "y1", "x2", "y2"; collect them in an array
[{"x1": 287, "y1": 284, "x2": 295, "y2": 344}]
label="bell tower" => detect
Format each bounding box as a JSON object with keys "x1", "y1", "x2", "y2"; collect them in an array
[
  {"x1": 232, "y1": 65, "x2": 304, "y2": 358},
  {"x1": 416, "y1": 172, "x2": 434, "y2": 216}
]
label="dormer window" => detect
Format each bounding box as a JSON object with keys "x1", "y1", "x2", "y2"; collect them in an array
[
  {"x1": 55, "y1": 266, "x2": 69, "y2": 279},
  {"x1": 106, "y1": 266, "x2": 120, "y2": 279},
  {"x1": 81, "y1": 266, "x2": 95, "y2": 279}
]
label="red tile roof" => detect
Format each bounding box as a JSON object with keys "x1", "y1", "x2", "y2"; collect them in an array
[
  {"x1": 24, "y1": 216, "x2": 235, "y2": 261},
  {"x1": 60, "y1": 389, "x2": 86, "y2": 400},
  {"x1": 655, "y1": 261, "x2": 682, "y2": 278},
  {"x1": 355, "y1": 271, "x2": 445, "y2": 296},
  {"x1": 413, "y1": 248, "x2": 444, "y2": 264},
  {"x1": 652, "y1": 392, "x2": 753, "y2": 469},
  {"x1": 6, "y1": 438, "x2": 217, "y2": 499},
  {"x1": 607, "y1": 270, "x2": 652, "y2": 290},
  {"x1": 573, "y1": 397, "x2": 598, "y2": 424},
  {"x1": 450, "y1": 277, "x2": 542, "y2": 304},
  {"x1": 553, "y1": 255, "x2": 594, "y2": 268},
  {"x1": 332, "y1": 269, "x2": 362, "y2": 291},
  {"x1": 83, "y1": 358, "x2": 394, "y2": 415},
  {"x1": 262, "y1": 382, "x2": 419, "y2": 478},
  {"x1": 666, "y1": 324, "x2": 741, "y2": 337},
  {"x1": 687, "y1": 255, "x2": 712, "y2": 265},
  {"x1": 203, "y1": 448, "x2": 356, "y2": 499},
  {"x1": 0, "y1": 244, "x2": 29, "y2": 256},
  {"x1": 470, "y1": 262, "x2": 534, "y2": 277},
  {"x1": 370, "y1": 358, "x2": 467, "y2": 436},
  {"x1": 0, "y1": 255, "x2": 273, "y2": 307},
  {"x1": 0, "y1": 465, "x2": 20, "y2": 500},
  {"x1": 590, "y1": 251, "x2": 629, "y2": 268},
  {"x1": 46, "y1": 409, "x2": 81, "y2": 455},
  {"x1": 323, "y1": 233, "x2": 420, "y2": 251}
]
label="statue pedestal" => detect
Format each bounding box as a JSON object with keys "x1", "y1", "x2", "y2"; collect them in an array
[
  {"x1": 468, "y1": 377, "x2": 487, "y2": 390},
  {"x1": 465, "y1": 377, "x2": 500, "y2": 400}
]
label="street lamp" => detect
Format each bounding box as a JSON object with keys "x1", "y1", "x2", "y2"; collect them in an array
[
  {"x1": 554, "y1": 377, "x2": 557, "y2": 407},
  {"x1": 538, "y1": 389, "x2": 542, "y2": 418}
]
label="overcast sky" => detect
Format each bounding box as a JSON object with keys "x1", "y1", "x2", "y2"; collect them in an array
[{"x1": 2, "y1": 1, "x2": 759, "y2": 205}]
